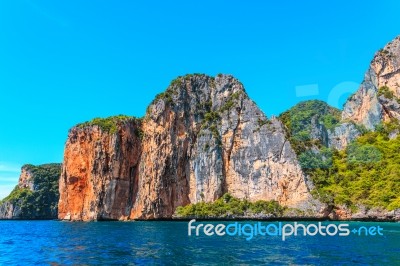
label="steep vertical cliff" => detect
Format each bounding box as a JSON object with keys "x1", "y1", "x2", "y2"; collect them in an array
[
  {"x1": 343, "y1": 36, "x2": 400, "y2": 129},
  {"x1": 280, "y1": 36, "x2": 400, "y2": 153},
  {"x1": 58, "y1": 116, "x2": 142, "y2": 221},
  {"x1": 59, "y1": 75, "x2": 318, "y2": 221},
  {"x1": 56, "y1": 36, "x2": 400, "y2": 221},
  {"x1": 0, "y1": 164, "x2": 61, "y2": 219},
  {"x1": 132, "y1": 74, "x2": 315, "y2": 219}
]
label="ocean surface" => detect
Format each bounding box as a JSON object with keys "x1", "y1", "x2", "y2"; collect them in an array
[{"x1": 0, "y1": 220, "x2": 399, "y2": 265}]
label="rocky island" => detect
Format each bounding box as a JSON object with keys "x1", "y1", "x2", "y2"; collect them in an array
[
  {"x1": 2, "y1": 36, "x2": 400, "y2": 221},
  {"x1": 0, "y1": 164, "x2": 60, "y2": 219}
]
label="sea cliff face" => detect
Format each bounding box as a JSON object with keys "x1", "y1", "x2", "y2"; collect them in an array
[
  {"x1": 134, "y1": 75, "x2": 317, "y2": 219},
  {"x1": 58, "y1": 75, "x2": 320, "y2": 221},
  {"x1": 57, "y1": 36, "x2": 400, "y2": 221},
  {"x1": 29, "y1": 35, "x2": 398, "y2": 222},
  {"x1": 0, "y1": 167, "x2": 33, "y2": 219},
  {"x1": 1, "y1": 37, "x2": 399, "y2": 221},
  {"x1": 58, "y1": 118, "x2": 142, "y2": 221}
]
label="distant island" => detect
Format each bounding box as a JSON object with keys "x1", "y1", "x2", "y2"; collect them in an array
[{"x1": 1, "y1": 36, "x2": 400, "y2": 222}]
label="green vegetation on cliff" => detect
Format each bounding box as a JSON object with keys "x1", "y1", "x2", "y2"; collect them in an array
[
  {"x1": 307, "y1": 121, "x2": 400, "y2": 211},
  {"x1": 0, "y1": 164, "x2": 61, "y2": 219},
  {"x1": 147, "y1": 74, "x2": 216, "y2": 115},
  {"x1": 378, "y1": 85, "x2": 400, "y2": 104},
  {"x1": 77, "y1": 115, "x2": 141, "y2": 134},
  {"x1": 279, "y1": 99, "x2": 400, "y2": 211},
  {"x1": 378, "y1": 85, "x2": 395, "y2": 99},
  {"x1": 298, "y1": 147, "x2": 333, "y2": 170},
  {"x1": 175, "y1": 193, "x2": 286, "y2": 218},
  {"x1": 0, "y1": 187, "x2": 32, "y2": 204},
  {"x1": 279, "y1": 100, "x2": 341, "y2": 154}
]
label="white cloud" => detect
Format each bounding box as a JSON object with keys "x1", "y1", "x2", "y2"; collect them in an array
[
  {"x1": 0, "y1": 176, "x2": 20, "y2": 184},
  {"x1": 0, "y1": 184, "x2": 17, "y2": 201},
  {"x1": 0, "y1": 163, "x2": 21, "y2": 199},
  {"x1": 0, "y1": 162, "x2": 21, "y2": 173}
]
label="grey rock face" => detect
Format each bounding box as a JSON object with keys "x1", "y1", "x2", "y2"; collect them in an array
[
  {"x1": 302, "y1": 114, "x2": 360, "y2": 151},
  {"x1": 327, "y1": 122, "x2": 361, "y2": 150},
  {"x1": 342, "y1": 69, "x2": 383, "y2": 130},
  {"x1": 0, "y1": 201, "x2": 22, "y2": 219},
  {"x1": 342, "y1": 35, "x2": 400, "y2": 129},
  {"x1": 133, "y1": 74, "x2": 320, "y2": 219},
  {"x1": 0, "y1": 167, "x2": 34, "y2": 219},
  {"x1": 378, "y1": 95, "x2": 400, "y2": 121},
  {"x1": 350, "y1": 206, "x2": 400, "y2": 221},
  {"x1": 310, "y1": 116, "x2": 329, "y2": 147},
  {"x1": 389, "y1": 129, "x2": 399, "y2": 140}
]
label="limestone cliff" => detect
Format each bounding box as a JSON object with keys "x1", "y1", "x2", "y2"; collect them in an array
[
  {"x1": 343, "y1": 35, "x2": 400, "y2": 129},
  {"x1": 58, "y1": 36, "x2": 400, "y2": 221},
  {"x1": 58, "y1": 117, "x2": 142, "y2": 221},
  {"x1": 327, "y1": 122, "x2": 361, "y2": 151},
  {"x1": 0, "y1": 168, "x2": 35, "y2": 219},
  {"x1": 0, "y1": 164, "x2": 61, "y2": 219},
  {"x1": 134, "y1": 74, "x2": 316, "y2": 219},
  {"x1": 58, "y1": 75, "x2": 319, "y2": 221}
]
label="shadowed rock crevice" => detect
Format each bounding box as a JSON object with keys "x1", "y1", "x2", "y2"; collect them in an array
[
  {"x1": 58, "y1": 74, "x2": 318, "y2": 221},
  {"x1": 55, "y1": 36, "x2": 400, "y2": 221}
]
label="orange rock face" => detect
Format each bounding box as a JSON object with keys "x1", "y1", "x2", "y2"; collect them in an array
[
  {"x1": 58, "y1": 120, "x2": 142, "y2": 221},
  {"x1": 59, "y1": 75, "x2": 319, "y2": 221},
  {"x1": 18, "y1": 167, "x2": 34, "y2": 190}
]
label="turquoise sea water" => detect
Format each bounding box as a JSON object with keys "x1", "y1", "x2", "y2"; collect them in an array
[{"x1": 0, "y1": 221, "x2": 399, "y2": 265}]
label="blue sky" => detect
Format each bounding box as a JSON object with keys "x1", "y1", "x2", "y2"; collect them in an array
[{"x1": 1, "y1": 0, "x2": 400, "y2": 199}]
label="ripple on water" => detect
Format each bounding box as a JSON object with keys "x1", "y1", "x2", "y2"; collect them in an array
[{"x1": 0, "y1": 221, "x2": 399, "y2": 265}]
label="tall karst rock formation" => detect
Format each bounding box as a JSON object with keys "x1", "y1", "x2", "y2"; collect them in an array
[
  {"x1": 58, "y1": 119, "x2": 142, "y2": 221},
  {"x1": 343, "y1": 36, "x2": 400, "y2": 129},
  {"x1": 58, "y1": 35, "x2": 400, "y2": 221},
  {"x1": 287, "y1": 36, "x2": 400, "y2": 152},
  {"x1": 58, "y1": 75, "x2": 317, "y2": 221}
]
